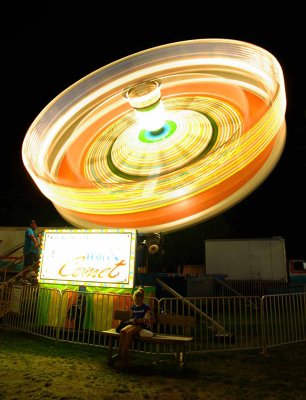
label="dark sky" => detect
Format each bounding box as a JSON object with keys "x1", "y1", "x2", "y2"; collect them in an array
[{"x1": 1, "y1": 3, "x2": 306, "y2": 263}]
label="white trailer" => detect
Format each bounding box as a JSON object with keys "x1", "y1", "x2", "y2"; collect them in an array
[{"x1": 205, "y1": 238, "x2": 288, "y2": 281}]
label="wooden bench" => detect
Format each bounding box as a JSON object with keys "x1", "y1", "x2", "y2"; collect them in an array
[{"x1": 102, "y1": 310, "x2": 196, "y2": 368}]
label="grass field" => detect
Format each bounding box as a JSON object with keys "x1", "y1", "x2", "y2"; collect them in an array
[{"x1": 1, "y1": 326, "x2": 306, "y2": 399}]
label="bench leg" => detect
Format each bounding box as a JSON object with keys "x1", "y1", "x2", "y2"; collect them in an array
[
  {"x1": 155, "y1": 344, "x2": 160, "y2": 364},
  {"x1": 175, "y1": 344, "x2": 186, "y2": 368},
  {"x1": 107, "y1": 337, "x2": 115, "y2": 366}
]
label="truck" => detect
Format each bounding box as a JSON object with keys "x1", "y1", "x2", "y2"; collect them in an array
[{"x1": 204, "y1": 237, "x2": 288, "y2": 281}]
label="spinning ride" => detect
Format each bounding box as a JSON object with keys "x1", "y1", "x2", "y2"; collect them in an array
[{"x1": 22, "y1": 39, "x2": 286, "y2": 233}]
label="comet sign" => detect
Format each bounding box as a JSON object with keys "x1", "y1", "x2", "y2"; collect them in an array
[{"x1": 38, "y1": 228, "x2": 137, "y2": 288}]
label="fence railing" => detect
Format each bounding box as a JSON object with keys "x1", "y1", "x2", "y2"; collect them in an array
[
  {"x1": 1, "y1": 286, "x2": 306, "y2": 356},
  {"x1": 214, "y1": 279, "x2": 306, "y2": 297}
]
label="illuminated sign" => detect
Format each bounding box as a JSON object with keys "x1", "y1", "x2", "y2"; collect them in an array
[{"x1": 38, "y1": 229, "x2": 137, "y2": 288}]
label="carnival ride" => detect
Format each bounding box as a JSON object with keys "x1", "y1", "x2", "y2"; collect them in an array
[{"x1": 22, "y1": 39, "x2": 286, "y2": 234}]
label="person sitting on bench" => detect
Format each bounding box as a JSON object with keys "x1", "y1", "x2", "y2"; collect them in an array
[{"x1": 113, "y1": 288, "x2": 154, "y2": 368}]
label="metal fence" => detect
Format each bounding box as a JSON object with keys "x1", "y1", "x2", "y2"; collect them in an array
[
  {"x1": 213, "y1": 279, "x2": 306, "y2": 297},
  {"x1": 1, "y1": 285, "x2": 306, "y2": 357}
]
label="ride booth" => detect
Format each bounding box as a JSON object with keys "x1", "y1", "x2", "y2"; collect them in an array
[{"x1": 35, "y1": 228, "x2": 156, "y2": 332}]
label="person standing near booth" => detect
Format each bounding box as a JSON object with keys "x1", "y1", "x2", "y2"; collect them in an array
[{"x1": 23, "y1": 220, "x2": 41, "y2": 269}]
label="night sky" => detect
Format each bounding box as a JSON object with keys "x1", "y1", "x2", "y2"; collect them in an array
[{"x1": 1, "y1": 3, "x2": 306, "y2": 266}]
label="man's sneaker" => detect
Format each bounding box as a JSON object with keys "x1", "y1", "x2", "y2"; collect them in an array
[
  {"x1": 26, "y1": 271, "x2": 37, "y2": 279},
  {"x1": 18, "y1": 279, "x2": 31, "y2": 286}
]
